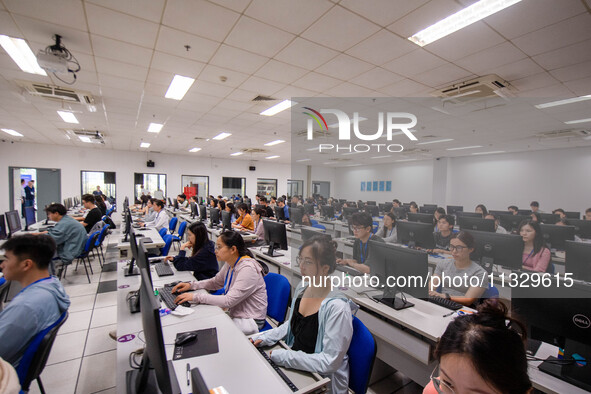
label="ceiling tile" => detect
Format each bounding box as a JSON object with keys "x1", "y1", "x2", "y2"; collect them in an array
[
  {"x1": 549, "y1": 60, "x2": 591, "y2": 83},
  {"x1": 245, "y1": 0, "x2": 334, "y2": 35},
  {"x1": 150, "y1": 51, "x2": 205, "y2": 78},
  {"x1": 225, "y1": 16, "x2": 295, "y2": 58},
  {"x1": 225, "y1": 89, "x2": 259, "y2": 102},
  {"x1": 325, "y1": 82, "x2": 378, "y2": 97},
  {"x1": 339, "y1": 0, "x2": 429, "y2": 27},
  {"x1": 481, "y1": 58, "x2": 545, "y2": 83},
  {"x1": 0, "y1": 10, "x2": 23, "y2": 37},
  {"x1": 387, "y1": 0, "x2": 464, "y2": 38},
  {"x1": 345, "y1": 29, "x2": 416, "y2": 66},
  {"x1": 13, "y1": 16, "x2": 93, "y2": 55},
  {"x1": 254, "y1": 60, "x2": 309, "y2": 84},
  {"x1": 378, "y1": 79, "x2": 431, "y2": 97},
  {"x1": 87, "y1": 0, "x2": 166, "y2": 23},
  {"x1": 198, "y1": 64, "x2": 250, "y2": 88},
  {"x1": 315, "y1": 54, "x2": 373, "y2": 80},
  {"x1": 94, "y1": 57, "x2": 148, "y2": 82},
  {"x1": 155, "y1": 26, "x2": 219, "y2": 64},
  {"x1": 292, "y1": 72, "x2": 342, "y2": 92},
  {"x1": 532, "y1": 39, "x2": 591, "y2": 71},
  {"x1": 275, "y1": 38, "x2": 339, "y2": 70},
  {"x1": 382, "y1": 49, "x2": 446, "y2": 77},
  {"x1": 91, "y1": 35, "x2": 153, "y2": 67},
  {"x1": 3, "y1": 0, "x2": 87, "y2": 31},
  {"x1": 455, "y1": 41, "x2": 527, "y2": 76},
  {"x1": 511, "y1": 71, "x2": 560, "y2": 92},
  {"x1": 563, "y1": 76, "x2": 591, "y2": 96},
  {"x1": 191, "y1": 80, "x2": 234, "y2": 98},
  {"x1": 412, "y1": 63, "x2": 474, "y2": 88},
  {"x1": 210, "y1": 44, "x2": 269, "y2": 74},
  {"x1": 239, "y1": 76, "x2": 284, "y2": 97},
  {"x1": 350, "y1": 67, "x2": 405, "y2": 90},
  {"x1": 208, "y1": 0, "x2": 251, "y2": 13},
  {"x1": 98, "y1": 74, "x2": 145, "y2": 92}
]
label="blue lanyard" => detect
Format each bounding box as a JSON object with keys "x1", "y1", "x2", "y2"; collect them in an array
[
  {"x1": 17, "y1": 276, "x2": 52, "y2": 297},
  {"x1": 524, "y1": 248, "x2": 535, "y2": 263},
  {"x1": 223, "y1": 256, "x2": 243, "y2": 295},
  {"x1": 388, "y1": 227, "x2": 394, "y2": 237},
  {"x1": 359, "y1": 235, "x2": 372, "y2": 264}
]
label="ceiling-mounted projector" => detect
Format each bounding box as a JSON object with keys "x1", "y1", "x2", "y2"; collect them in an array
[
  {"x1": 36, "y1": 51, "x2": 68, "y2": 74},
  {"x1": 36, "y1": 34, "x2": 80, "y2": 85}
]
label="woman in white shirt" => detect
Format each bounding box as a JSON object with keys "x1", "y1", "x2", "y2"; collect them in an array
[
  {"x1": 376, "y1": 213, "x2": 397, "y2": 243},
  {"x1": 251, "y1": 207, "x2": 266, "y2": 246}
]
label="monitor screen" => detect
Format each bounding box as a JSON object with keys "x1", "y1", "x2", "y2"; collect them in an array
[
  {"x1": 274, "y1": 206, "x2": 286, "y2": 221},
  {"x1": 364, "y1": 205, "x2": 379, "y2": 217},
  {"x1": 320, "y1": 205, "x2": 334, "y2": 220},
  {"x1": 289, "y1": 206, "x2": 304, "y2": 226},
  {"x1": 446, "y1": 205, "x2": 464, "y2": 215},
  {"x1": 458, "y1": 216, "x2": 495, "y2": 232},
  {"x1": 173, "y1": 198, "x2": 179, "y2": 210},
  {"x1": 262, "y1": 219, "x2": 288, "y2": 257},
  {"x1": 392, "y1": 207, "x2": 407, "y2": 220},
  {"x1": 539, "y1": 223, "x2": 575, "y2": 250},
  {"x1": 300, "y1": 227, "x2": 331, "y2": 243},
  {"x1": 539, "y1": 213, "x2": 560, "y2": 224},
  {"x1": 567, "y1": 219, "x2": 591, "y2": 240},
  {"x1": 396, "y1": 221, "x2": 435, "y2": 249},
  {"x1": 466, "y1": 230, "x2": 523, "y2": 271},
  {"x1": 407, "y1": 212, "x2": 434, "y2": 225},
  {"x1": 5, "y1": 210, "x2": 21, "y2": 235},
  {"x1": 498, "y1": 214, "x2": 530, "y2": 232},
  {"x1": 303, "y1": 203, "x2": 315, "y2": 216},
  {"x1": 565, "y1": 240, "x2": 591, "y2": 282},
  {"x1": 221, "y1": 210, "x2": 232, "y2": 231},
  {"x1": 455, "y1": 211, "x2": 483, "y2": 218},
  {"x1": 0, "y1": 214, "x2": 7, "y2": 240},
  {"x1": 24, "y1": 206, "x2": 36, "y2": 229},
  {"x1": 419, "y1": 206, "x2": 436, "y2": 214},
  {"x1": 199, "y1": 205, "x2": 207, "y2": 221}
]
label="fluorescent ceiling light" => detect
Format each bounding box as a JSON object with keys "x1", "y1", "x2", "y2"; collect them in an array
[
  {"x1": 328, "y1": 116, "x2": 367, "y2": 128},
  {"x1": 189, "y1": 147, "x2": 201, "y2": 152},
  {"x1": 57, "y1": 111, "x2": 79, "y2": 124},
  {"x1": 79, "y1": 136, "x2": 92, "y2": 143},
  {"x1": 396, "y1": 159, "x2": 417, "y2": 162},
  {"x1": 1, "y1": 128, "x2": 23, "y2": 137},
  {"x1": 148, "y1": 123, "x2": 163, "y2": 133},
  {"x1": 446, "y1": 145, "x2": 483, "y2": 151},
  {"x1": 342, "y1": 151, "x2": 363, "y2": 156},
  {"x1": 564, "y1": 118, "x2": 591, "y2": 125},
  {"x1": 408, "y1": 0, "x2": 522, "y2": 46},
  {"x1": 322, "y1": 162, "x2": 333, "y2": 165},
  {"x1": 417, "y1": 138, "x2": 454, "y2": 145},
  {"x1": 296, "y1": 158, "x2": 311, "y2": 162},
  {"x1": 264, "y1": 139, "x2": 285, "y2": 146},
  {"x1": 0, "y1": 35, "x2": 47, "y2": 75},
  {"x1": 260, "y1": 100, "x2": 293, "y2": 116},
  {"x1": 370, "y1": 155, "x2": 390, "y2": 159},
  {"x1": 266, "y1": 155, "x2": 280, "y2": 159},
  {"x1": 306, "y1": 147, "x2": 320, "y2": 151},
  {"x1": 230, "y1": 152, "x2": 243, "y2": 156},
  {"x1": 345, "y1": 164, "x2": 362, "y2": 167},
  {"x1": 165, "y1": 75, "x2": 195, "y2": 100},
  {"x1": 212, "y1": 132, "x2": 231, "y2": 140},
  {"x1": 534, "y1": 95, "x2": 591, "y2": 109},
  {"x1": 140, "y1": 142, "x2": 150, "y2": 148},
  {"x1": 471, "y1": 150, "x2": 506, "y2": 155}
]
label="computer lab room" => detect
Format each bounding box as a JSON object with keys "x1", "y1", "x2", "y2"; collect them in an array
[{"x1": 0, "y1": 0, "x2": 590, "y2": 393}]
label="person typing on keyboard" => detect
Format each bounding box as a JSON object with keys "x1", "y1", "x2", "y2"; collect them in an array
[
  {"x1": 336, "y1": 212, "x2": 384, "y2": 275},
  {"x1": 251, "y1": 235, "x2": 355, "y2": 394},
  {"x1": 172, "y1": 231, "x2": 267, "y2": 335},
  {"x1": 429, "y1": 231, "x2": 488, "y2": 307},
  {"x1": 231, "y1": 203, "x2": 254, "y2": 231},
  {"x1": 163, "y1": 222, "x2": 218, "y2": 280}
]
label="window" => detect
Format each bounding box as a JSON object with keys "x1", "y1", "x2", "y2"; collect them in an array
[
  {"x1": 222, "y1": 177, "x2": 245, "y2": 197},
  {"x1": 257, "y1": 178, "x2": 277, "y2": 198},
  {"x1": 287, "y1": 179, "x2": 303, "y2": 198},
  {"x1": 134, "y1": 173, "x2": 166, "y2": 203},
  {"x1": 181, "y1": 175, "x2": 209, "y2": 203},
  {"x1": 81, "y1": 171, "x2": 116, "y2": 199}
]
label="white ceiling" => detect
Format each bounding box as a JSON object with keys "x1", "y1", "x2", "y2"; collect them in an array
[{"x1": 0, "y1": 0, "x2": 590, "y2": 165}]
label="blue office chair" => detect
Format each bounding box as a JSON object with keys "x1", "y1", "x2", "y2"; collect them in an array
[
  {"x1": 310, "y1": 219, "x2": 319, "y2": 226},
  {"x1": 260, "y1": 273, "x2": 291, "y2": 332},
  {"x1": 105, "y1": 206, "x2": 115, "y2": 217},
  {"x1": 160, "y1": 234, "x2": 174, "y2": 257},
  {"x1": 348, "y1": 316, "x2": 377, "y2": 394},
  {"x1": 17, "y1": 311, "x2": 69, "y2": 394},
  {"x1": 172, "y1": 221, "x2": 187, "y2": 251},
  {"x1": 158, "y1": 227, "x2": 168, "y2": 238},
  {"x1": 311, "y1": 223, "x2": 326, "y2": 231},
  {"x1": 70, "y1": 231, "x2": 100, "y2": 283},
  {"x1": 546, "y1": 262, "x2": 555, "y2": 274},
  {"x1": 168, "y1": 217, "x2": 179, "y2": 235},
  {"x1": 372, "y1": 221, "x2": 379, "y2": 234},
  {"x1": 480, "y1": 284, "x2": 499, "y2": 299},
  {"x1": 94, "y1": 222, "x2": 111, "y2": 268}
]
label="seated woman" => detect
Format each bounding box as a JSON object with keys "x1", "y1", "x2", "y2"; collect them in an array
[
  {"x1": 226, "y1": 202, "x2": 238, "y2": 222},
  {"x1": 519, "y1": 220, "x2": 551, "y2": 272},
  {"x1": 475, "y1": 204, "x2": 488, "y2": 217},
  {"x1": 232, "y1": 202, "x2": 254, "y2": 231},
  {"x1": 173, "y1": 231, "x2": 268, "y2": 334},
  {"x1": 164, "y1": 222, "x2": 218, "y2": 280},
  {"x1": 530, "y1": 212, "x2": 542, "y2": 223},
  {"x1": 433, "y1": 207, "x2": 446, "y2": 231},
  {"x1": 409, "y1": 201, "x2": 419, "y2": 214},
  {"x1": 251, "y1": 207, "x2": 266, "y2": 246},
  {"x1": 376, "y1": 212, "x2": 397, "y2": 243},
  {"x1": 302, "y1": 213, "x2": 313, "y2": 227},
  {"x1": 429, "y1": 231, "x2": 488, "y2": 306},
  {"x1": 430, "y1": 215, "x2": 454, "y2": 255},
  {"x1": 252, "y1": 236, "x2": 355, "y2": 394},
  {"x1": 424, "y1": 299, "x2": 531, "y2": 394}
]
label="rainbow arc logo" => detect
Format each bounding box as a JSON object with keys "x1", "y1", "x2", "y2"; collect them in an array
[{"x1": 302, "y1": 107, "x2": 327, "y2": 131}]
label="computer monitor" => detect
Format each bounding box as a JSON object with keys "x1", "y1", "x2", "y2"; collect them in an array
[
  {"x1": 568, "y1": 219, "x2": 591, "y2": 239},
  {"x1": 565, "y1": 211, "x2": 580, "y2": 219},
  {"x1": 199, "y1": 205, "x2": 207, "y2": 221},
  {"x1": 5, "y1": 210, "x2": 21, "y2": 238},
  {"x1": 123, "y1": 209, "x2": 132, "y2": 242},
  {"x1": 300, "y1": 227, "x2": 331, "y2": 243},
  {"x1": 366, "y1": 200, "x2": 376, "y2": 206},
  {"x1": 0, "y1": 214, "x2": 7, "y2": 240},
  {"x1": 446, "y1": 205, "x2": 464, "y2": 215},
  {"x1": 419, "y1": 206, "x2": 436, "y2": 214},
  {"x1": 512, "y1": 282, "x2": 591, "y2": 391},
  {"x1": 167, "y1": 197, "x2": 173, "y2": 207},
  {"x1": 208, "y1": 208, "x2": 220, "y2": 228},
  {"x1": 190, "y1": 202, "x2": 197, "y2": 218},
  {"x1": 396, "y1": 221, "x2": 435, "y2": 249},
  {"x1": 455, "y1": 211, "x2": 483, "y2": 218},
  {"x1": 458, "y1": 216, "x2": 495, "y2": 232},
  {"x1": 498, "y1": 214, "x2": 530, "y2": 232},
  {"x1": 255, "y1": 204, "x2": 265, "y2": 211},
  {"x1": 392, "y1": 207, "x2": 407, "y2": 220},
  {"x1": 380, "y1": 202, "x2": 393, "y2": 213},
  {"x1": 407, "y1": 212, "x2": 434, "y2": 225},
  {"x1": 423, "y1": 204, "x2": 437, "y2": 209},
  {"x1": 565, "y1": 240, "x2": 591, "y2": 282},
  {"x1": 221, "y1": 210, "x2": 232, "y2": 231},
  {"x1": 24, "y1": 206, "x2": 36, "y2": 231},
  {"x1": 262, "y1": 219, "x2": 288, "y2": 257},
  {"x1": 489, "y1": 210, "x2": 511, "y2": 216},
  {"x1": 466, "y1": 230, "x2": 523, "y2": 271},
  {"x1": 123, "y1": 196, "x2": 129, "y2": 212},
  {"x1": 289, "y1": 206, "x2": 304, "y2": 228},
  {"x1": 517, "y1": 209, "x2": 532, "y2": 215},
  {"x1": 274, "y1": 206, "x2": 286, "y2": 221},
  {"x1": 364, "y1": 205, "x2": 379, "y2": 218},
  {"x1": 126, "y1": 267, "x2": 181, "y2": 394},
  {"x1": 342, "y1": 207, "x2": 359, "y2": 221},
  {"x1": 173, "y1": 198, "x2": 179, "y2": 210},
  {"x1": 303, "y1": 203, "x2": 315, "y2": 216},
  {"x1": 539, "y1": 223, "x2": 575, "y2": 251},
  {"x1": 356, "y1": 201, "x2": 364, "y2": 209},
  {"x1": 320, "y1": 205, "x2": 334, "y2": 220},
  {"x1": 125, "y1": 230, "x2": 141, "y2": 277},
  {"x1": 539, "y1": 213, "x2": 560, "y2": 224}
]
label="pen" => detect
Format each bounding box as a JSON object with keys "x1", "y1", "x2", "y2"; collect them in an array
[
  {"x1": 186, "y1": 363, "x2": 190, "y2": 386},
  {"x1": 442, "y1": 311, "x2": 455, "y2": 318}
]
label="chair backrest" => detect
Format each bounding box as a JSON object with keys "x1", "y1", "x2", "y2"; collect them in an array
[
  {"x1": 95, "y1": 222, "x2": 110, "y2": 247},
  {"x1": 310, "y1": 219, "x2": 319, "y2": 226},
  {"x1": 17, "y1": 311, "x2": 69, "y2": 390},
  {"x1": 311, "y1": 223, "x2": 326, "y2": 231},
  {"x1": 158, "y1": 227, "x2": 168, "y2": 238},
  {"x1": 481, "y1": 284, "x2": 499, "y2": 299},
  {"x1": 106, "y1": 206, "x2": 115, "y2": 216},
  {"x1": 160, "y1": 234, "x2": 174, "y2": 256},
  {"x1": 348, "y1": 316, "x2": 377, "y2": 394},
  {"x1": 84, "y1": 231, "x2": 100, "y2": 253},
  {"x1": 169, "y1": 217, "x2": 178, "y2": 232},
  {"x1": 177, "y1": 221, "x2": 187, "y2": 238},
  {"x1": 264, "y1": 273, "x2": 291, "y2": 323},
  {"x1": 372, "y1": 221, "x2": 379, "y2": 234}
]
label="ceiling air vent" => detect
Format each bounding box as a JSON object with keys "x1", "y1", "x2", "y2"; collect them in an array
[
  {"x1": 63, "y1": 129, "x2": 105, "y2": 144},
  {"x1": 252, "y1": 95, "x2": 275, "y2": 102},
  {"x1": 16, "y1": 80, "x2": 94, "y2": 104},
  {"x1": 295, "y1": 129, "x2": 332, "y2": 138},
  {"x1": 536, "y1": 129, "x2": 591, "y2": 139},
  {"x1": 242, "y1": 148, "x2": 268, "y2": 153},
  {"x1": 432, "y1": 74, "x2": 516, "y2": 103}
]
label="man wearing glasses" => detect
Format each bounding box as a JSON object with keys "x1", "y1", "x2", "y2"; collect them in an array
[{"x1": 336, "y1": 212, "x2": 384, "y2": 274}]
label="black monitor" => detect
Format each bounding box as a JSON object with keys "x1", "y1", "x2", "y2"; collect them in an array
[
  {"x1": 255, "y1": 204, "x2": 265, "y2": 211},
  {"x1": 5, "y1": 210, "x2": 21, "y2": 238},
  {"x1": 539, "y1": 213, "x2": 560, "y2": 224},
  {"x1": 512, "y1": 282, "x2": 591, "y2": 391},
  {"x1": 565, "y1": 240, "x2": 591, "y2": 282},
  {"x1": 126, "y1": 267, "x2": 181, "y2": 394},
  {"x1": 539, "y1": 223, "x2": 575, "y2": 251},
  {"x1": 0, "y1": 214, "x2": 7, "y2": 240},
  {"x1": 190, "y1": 202, "x2": 197, "y2": 218},
  {"x1": 392, "y1": 207, "x2": 407, "y2": 220},
  {"x1": 208, "y1": 208, "x2": 220, "y2": 228},
  {"x1": 455, "y1": 211, "x2": 483, "y2": 218},
  {"x1": 320, "y1": 205, "x2": 334, "y2": 220},
  {"x1": 289, "y1": 206, "x2": 304, "y2": 228},
  {"x1": 167, "y1": 197, "x2": 173, "y2": 207},
  {"x1": 446, "y1": 205, "x2": 463, "y2": 215},
  {"x1": 489, "y1": 210, "x2": 511, "y2": 216},
  {"x1": 466, "y1": 230, "x2": 523, "y2": 271},
  {"x1": 123, "y1": 196, "x2": 129, "y2": 212},
  {"x1": 355, "y1": 201, "x2": 364, "y2": 209},
  {"x1": 262, "y1": 219, "x2": 288, "y2": 257},
  {"x1": 221, "y1": 210, "x2": 232, "y2": 231},
  {"x1": 407, "y1": 212, "x2": 434, "y2": 225},
  {"x1": 342, "y1": 207, "x2": 359, "y2": 221},
  {"x1": 300, "y1": 227, "x2": 331, "y2": 243},
  {"x1": 364, "y1": 205, "x2": 379, "y2": 217},
  {"x1": 173, "y1": 198, "x2": 179, "y2": 210},
  {"x1": 199, "y1": 205, "x2": 207, "y2": 221},
  {"x1": 123, "y1": 209, "x2": 132, "y2": 242},
  {"x1": 24, "y1": 206, "x2": 36, "y2": 231},
  {"x1": 517, "y1": 209, "x2": 532, "y2": 215},
  {"x1": 366, "y1": 200, "x2": 376, "y2": 206},
  {"x1": 419, "y1": 206, "x2": 436, "y2": 214},
  {"x1": 565, "y1": 211, "x2": 580, "y2": 219},
  {"x1": 498, "y1": 214, "x2": 530, "y2": 232},
  {"x1": 458, "y1": 216, "x2": 495, "y2": 232},
  {"x1": 244, "y1": 198, "x2": 252, "y2": 210},
  {"x1": 274, "y1": 206, "x2": 286, "y2": 221},
  {"x1": 303, "y1": 203, "x2": 315, "y2": 216},
  {"x1": 423, "y1": 204, "x2": 437, "y2": 209},
  {"x1": 568, "y1": 219, "x2": 591, "y2": 239},
  {"x1": 380, "y1": 202, "x2": 393, "y2": 213},
  {"x1": 396, "y1": 221, "x2": 435, "y2": 249}
]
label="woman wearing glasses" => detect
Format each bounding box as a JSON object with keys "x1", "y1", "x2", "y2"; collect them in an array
[
  {"x1": 429, "y1": 231, "x2": 488, "y2": 307},
  {"x1": 252, "y1": 235, "x2": 356, "y2": 394},
  {"x1": 172, "y1": 231, "x2": 268, "y2": 335},
  {"x1": 424, "y1": 299, "x2": 531, "y2": 394}
]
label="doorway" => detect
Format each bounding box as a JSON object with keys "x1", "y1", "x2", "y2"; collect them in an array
[
  {"x1": 8, "y1": 167, "x2": 61, "y2": 220},
  {"x1": 312, "y1": 181, "x2": 330, "y2": 199}
]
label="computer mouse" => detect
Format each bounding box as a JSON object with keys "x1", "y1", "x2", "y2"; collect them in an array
[
  {"x1": 181, "y1": 301, "x2": 191, "y2": 308},
  {"x1": 175, "y1": 332, "x2": 197, "y2": 346}
]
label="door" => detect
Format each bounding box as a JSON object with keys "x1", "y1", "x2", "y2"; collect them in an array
[
  {"x1": 36, "y1": 169, "x2": 61, "y2": 214},
  {"x1": 312, "y1": 181, "x2": 330, "y2": 199}
]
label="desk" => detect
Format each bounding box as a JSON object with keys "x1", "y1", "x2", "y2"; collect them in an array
[{"x1": 113, "y1": 228, "x2": 165, "y2": 258}]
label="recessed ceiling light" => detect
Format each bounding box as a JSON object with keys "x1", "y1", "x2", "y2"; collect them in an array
[
  {"x1": 57, "y1": 111, "x2": 79, "y2": 124},
  {"x1": 230, "y1": 152, "x2": 243, "y2": 156},
  {"x1": 322, "y1": 162, "x2": 333, "y2": 165},
  {"x1": 212, "y1": 132, "x2": 231, "y2": 140},
  {"x1": 564, "y1": 118, "x2": 591, "y2": 125},
  {"x1": 140, "y1": 142, "x2": 150, "y2": 148},
  {"x1": 417, "y1": 138, "x2": 454, "y2": 145},
  {"x1": 408, "y1": 0, "x2": 522, "y2": 47},
  {"x1": 79, "y1": 136, "x2": 92, "y2": 143},
  {"x1": 446, "y1": 145, "x2": 483, "y2": 151},
  {"x1": 265, "y1": 155, "x2": 280, "y2": 159},
  {"x1": 306, "y1": 147, "x2": 320, "y2": 151},
  {"x1": 1, "y1": 128, "x2": 24, "y2": 137},
  {"x1": 189, "y1": 147, "x2": 201, "y2": 152},
  {"x1": 264, "y1": 139, "x2": 285, "y2": 146},
  {"x1": 535, "y1": 95, "x2": 591, "y2": 109},
  {"x1": 0, "y1": 35, "x2": 47, "y2": 75},
  {"x1": 296, "y1": 158, "x2": 311, "y2": 162},
  {"x1": 165, "y1": 74, "x2": 195, "y2": 100},
  {"x1": 148, "y1": 123, "x2": 163, "y2": 133},
  {"x1": 471, "y1": 151, "x2": 506, "y2": 155},
  {"x1": 260, "y1": 100, "x2": 293, "y2": 116}
]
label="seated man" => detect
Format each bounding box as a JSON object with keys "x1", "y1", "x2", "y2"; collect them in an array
[
  {"x1": 0, "y1": 235, "x2": 70, "y2": 368},
  {"x1": 431, "y1": 215, "x2": 455, "y2": 255},
  {"x1": 336, "y1": 212, "x2": 384, "y2": 274},
  {"x1": 177, "y1": 194, "x2": 189, "y2": 209},
  {"x1": 75, "y1": 194, "x2": 103, "y2": 233}
]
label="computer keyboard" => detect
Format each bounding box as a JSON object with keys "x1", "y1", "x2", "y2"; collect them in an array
[
  {"x1": 158, "y1": 287, "x2": 190, "y2": 310},
  {"x1": 256, "y1": 347, "x2": 298, "y2": 392},
  {"x1": 335, "y1": 265, "x2": 364, "y2": 276},
  {"x1": 428, "y1": 296, "x2": 463, "y2": 310},
  {"x1": 154, "y1": 262, "x2": 174, "y2": 276}
]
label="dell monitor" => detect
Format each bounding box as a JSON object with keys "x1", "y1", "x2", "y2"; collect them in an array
[
  {"x1": 419, "y1": 206, "x2": 436, "y2": 215},
  {"x1": 466, "y1": 230, "x2": 523, "y2": 272},
  {"x1": 208, "y1": 208, "x2": 220, "y2": 228},
  {"x1": 366, "y1": 200, "x2": 376, "y2": 206},
  {"x1": 274, "y1": 206, "x2": 286, "y2": 221},
  {"x1": 392, "y1": 207, "x2": 407, "y2": 220},
  {"x1": 364, "y1": 205, "x2": 379, "y2": 218},
  {"x1": 539, "y1": 223, "x2": 575, "y2": 251},
  {"x1": 455, "y1": 211, "x2": 483, "y2": 218},
  {"x1": 498, "y1": 214, "x2": 530, "y2": 232},
  {"x1": 568, "y1": 219, "x2": 591, "y2": 239},
  {"x1": 24, "y1": 206, "x2": 37, "y2": 231},
  {"x1": 512, "y1": 282, "x2": 591, "y2": 391},
  {"x1": 199, "y1": 205, "x2": 207, "y2": 222},
  {"x1": 539, "y1": 213, "x2": 560, "y2": 224},
  {"x1": 396, "y1": 221, "x2": 435, "y2": 249},
  {"x1": 125, "y1": 230, "x2": 141, "y2": 277},
  {"x1": 446, "y1": 205, "x2": 464, "y2": 215},
  {"x1": 300, "y1": 227, "x2": 331, "y2": 243},
  {"x1": 320, "y1": 205, "x2": 334, "y2": 220},
  {"x1": 342, "y1": 207, "x2": 359, "y2": 221},
  {"x1": 0, "y1": 214, "x2": 7, "y2": 240},
  {"x1": 289, "y1": 206, "x2": 304, "y2": 228},
  {"x1": 5, "y1": 210, "x2": 21, "y2": 238},
  {"x1": 262, "y1": 219, "x2": 288, "y2": 257},
  {"x1": 407, "y1": 212, "x2": 434, "y2": 225},
  {"x1": 458, "y1": 216, "x2": 495, "y2": 232},
  {"x1": 221, "y1": 210, "x2": 232, "y2": 231},
  {"x1": 517, "y1": 209, "x2": 532, "y2": 216},
  {"x1": 489, "y1": 210, "x2": 511, "y2": 216},
  {"x1": 565, "y1": 240, "x2": 591, "y2": 282},
  {"x1": 565, "y1": 211, "x2": 580, "y2": 219},
  {"x1": 303, "y1": 203, "x2": 315, "y2": 216}
]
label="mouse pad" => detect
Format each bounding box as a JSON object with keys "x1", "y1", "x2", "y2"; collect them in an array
[{"x1": 173, "y1": 328, "x2": 219, "y2": 360}]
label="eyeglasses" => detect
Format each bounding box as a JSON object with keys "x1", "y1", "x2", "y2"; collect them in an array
[
  {"x1": 214, "y1": 244, "x2": 226, "y2": 251},
  {"x1": 448, "y1": 244, "x2": 467, "y2": 252},
  {"x1": 351, "y1": 225, "x2": 369, "y2": 232},
  {"x1": 296, "y1": 256, "x2": 315, "y2": 267},
  {"x1": 430, "y1": 367, "x2": 455, "y2": 394}
]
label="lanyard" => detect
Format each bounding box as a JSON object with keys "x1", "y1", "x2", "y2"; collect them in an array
[
  {"x1": 359, "y1": 234, "x2": 372, "y2": 264},
  {"x1": 388, "y1": 227, "x2": 394, "y2": 237},
  {"x1": 17, "y1": 276, "x2": 52, "y2": 297},
  {"x1": 223, "y1": 256, "x2": 244, "y2": 295},
  {"x1": 523, "y1": 248, "x2": 535, "y2": 263}
]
